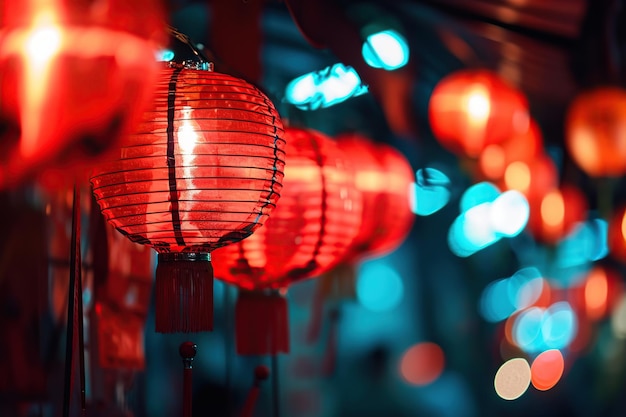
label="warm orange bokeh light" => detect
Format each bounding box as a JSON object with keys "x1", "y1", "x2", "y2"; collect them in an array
[
  {"x1": 479, "y1": 118, "x2": 543, "y2": 181},
  {"x1": 494, "y1": 357, "x2": 531, "y2": 400},
  {"x1": 608, "y1": 206, "x2": 626, "y2": 262},
  {"x1": 400, "y1": 342, "x2": 445, "y2": 386},
  {"x1": 565, "y1": 87, "x2": 626, "y2": 177},
  {"x1": 429, "y1": 69, "x2": 529, "y2": 158},
  {"x1": 502, "y1": 154, "x2": 557, "y2": 201},
  {"x1": 527, "y1": 185, "x2": 588, "y2": 244},
  {"x1": 531, "y1": 349, "x2": 564, "y2": 391},
  {"x1": 584, "y1": 267, "x2": 609, "y2": 320}
]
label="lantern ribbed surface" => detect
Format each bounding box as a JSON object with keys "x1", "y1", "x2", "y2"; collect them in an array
[
  {"x1": 336, "y1": 133, "x2": 414, "y2": 261},
  {"x1": 212, "y1": 126, "x2": 362, "y2": 291},
  {"x1": 91, "y1": 66, "x2": 285, "y2": 253},
  {"x1": 91, "y1": 65, "x2": 286, "y2": 333},
  {"x1": 211, "y1": 127, "x2": 362, "y2": 355}
]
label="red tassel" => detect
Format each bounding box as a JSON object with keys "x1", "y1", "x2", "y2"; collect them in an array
[
  {"x1": 155, "y1": 253, "x2": 213, "y2": 333},
  {"x1": 236, "y1": 290, "x2": 289, "y2": 355}
]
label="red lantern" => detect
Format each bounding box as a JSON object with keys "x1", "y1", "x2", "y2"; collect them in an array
[
  {"x1": 336, "y1": 133, "x2": 415, "y2": 261},
  {"x1": 0, "y1": 0, "x2": 166, "y2": 189},
  {"x1": 608, "y1": 206, "x2": 626, "y2": 262},
  {"x1": 526, "y1": 185, "x2": 588, "y2": 244},
  {"x1": 91, "y1": 63, "x2": 286, "y2": 333},
  {"x1": 211, "y1": 127, "x2": 363, "y2": 354},
  {"x1": 428, "y1": 69, "x2": 529, "y2": 158},
  {"x1": 565, "y1": 87, "x2": 626, "y2": 177},
  {"x1": 477, "y1": 118, "x2": 543, "y2": 182}
]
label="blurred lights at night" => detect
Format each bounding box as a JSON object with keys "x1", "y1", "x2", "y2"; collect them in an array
[
  {"x1": 512, "y1": 302, "x2": 577, "y2": 353},
  {"x1": 479, "y1": 267, "x2": 544, "y2": 323},
  {"x1": 410, "y1": 168, "x2": 451, "y2": 216},
  {"x1": 494, "y1": 357, "x2": 531, "y2": 400},
  {"x1": 285, "y1": 63, "x2": 369, "y2": 110},
  {"x1": 611, "y1": 294, "x2": 626, "y2": 339},
  {"x1": 356, "y1": 261, "x2": 404, "y2": 312},
  {"x1": 530, "y1": 349, "x2": 565, "y2": 391},
  {"x1": 399, "y1": 342, "x2": 445, "y2": 386},
  {"x1": 362, "y1": 29, "x2": 409, "y2": 70},
  {"x1": 156, "y1": 48, "x2": 175, "y2": 61},
  {"x1": 449, "y1": 183, "x2": 529, "y2": 257}
]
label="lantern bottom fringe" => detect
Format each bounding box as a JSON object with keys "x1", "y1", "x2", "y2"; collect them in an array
[
  {"x1": 236, "y1": 290, "x2": 289, "y2": 355},
  {"x1": 155, "y1": 256, "x2": 214, "y2": 333}
]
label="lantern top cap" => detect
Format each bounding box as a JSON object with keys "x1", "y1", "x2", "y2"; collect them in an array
[{"x1": 168, "y1": 60, "x2": 214, "y2": 71}]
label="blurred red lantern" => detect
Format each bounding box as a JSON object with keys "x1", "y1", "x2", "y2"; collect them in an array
[
  {"x1": 91, "y1": 63, "x2": 286, "y2": 333},
  {"x1": 608, "y1": 206, "x2": 626, "y2": 262},
  {"x1": 0, "y1": 0, "x2": 166, "y2": 189},
  {"x1": 336, "y1": 133, "x2": 415, "y2": 262},
  {"x1": 526, "y1": 185, "x2": 588, "y2": 244},
  {"x1": 478, "y1": 118, "x2": 543, "y2": 182},
  {"x1": 565, "y1": 87, "x2": 626, "y2": 177},
  {"x1": 428, "y1": 69, "x2": 529, "y2": 158},
  {"x1": 211, "y1": 127, "x2": 363, "y2": 355}
]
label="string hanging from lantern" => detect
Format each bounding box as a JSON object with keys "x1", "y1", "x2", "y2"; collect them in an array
[{"x1": 91, "y1": 37, "x2": 286, "y2": 333}]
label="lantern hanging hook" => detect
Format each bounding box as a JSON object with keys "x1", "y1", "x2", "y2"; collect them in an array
[{"x1": 166, "y1": 25, "x2": 214, "y2": 71}]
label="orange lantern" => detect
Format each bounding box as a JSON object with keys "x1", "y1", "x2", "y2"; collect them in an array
[
  {"x1": 0, "y1": 0, "x2": 166, "y2": 189},
  {"x1": 565, "y1": 87, "x2": 626, "y2": 177},
  {"x1": 211, "y1": 127, "x2": 363, "y2": 354},
  {"x1": 526, "y1": 185, "x2": 588, "y2": 244},
  {"x1": 608, "y1": 206, "x2": 626, "y2": 262},
  {"x1": 428, "y1": 69, "x2": 529, "y2": 158},
  {"x1": 478, "y1": 118, "x2": 543, "y2": 182},
  {"x1": 91, "y1": 63, "x2": 286, "y2": 333}
]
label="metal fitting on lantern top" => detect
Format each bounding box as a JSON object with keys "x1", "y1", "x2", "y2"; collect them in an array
[
  {"x1": 158, "y1": 252, "x2": 211, "y2": 263},
  {"x1": 168, "y1": 60, "x2": 214, "y2": 71}
]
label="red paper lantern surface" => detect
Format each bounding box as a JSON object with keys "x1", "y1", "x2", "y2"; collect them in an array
[
  {"x1": 565, "y1": 87, "x2": 626, "y2": 177},
  {"x1": 336, "y1": 133, "x2": 414, "y2": 261},
  {"x1": 211, "y1": 127, "x2": 363, "y2": 354},
  {"x1": 91, "y1": 64, "x2": 286, "y2": 333},
  {"x1": 0, "y1": 0, "x2": 166, "y2": 189},
  {"x1": 526, "y1": 185, "x2": 588, "y2": 244},
  {"x1": 608, "y1": 206, "x2": 626, "y2": 262},
  {"x1": 477, "y1": 118, "x2": 543, "y2": 182},
  {"x1": 428, "y1": 69, "x2": 530, "y2": 158}
]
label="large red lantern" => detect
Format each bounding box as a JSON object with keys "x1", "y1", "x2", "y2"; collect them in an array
[
  {"x1": 211, "y1": 127, "x2": 363, "y2": 355},
  {"x1": 565, "y1": 87, "x2": 626, "y2": 177},
  {"x1": 91, "y1": 63, "x2": 286, "y2": 333},
  {"x1": 428, "y1": 69, "x2": 529, "y2": 158},
  {"x1": 0, "y1": 0, "x2": 166, "y2": 189}
]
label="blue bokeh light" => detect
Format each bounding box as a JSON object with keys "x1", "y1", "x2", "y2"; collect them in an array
[
  {"x1": 285, "y1": 63, "x2": 369, "y2": 110},
  {"x1": 411, "y1": 168, "x2": 451, "y2": 216},
  {"x1": 356, "y1": 261, "x2": 404, "y2": 312},
  {"x1": 362, "y1": 29, "x2": 409, "y2": 70}
]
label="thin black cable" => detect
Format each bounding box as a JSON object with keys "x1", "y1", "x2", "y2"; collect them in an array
[{"x1": 271, "y1": 354, "x2": 281, "y2": 417}]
